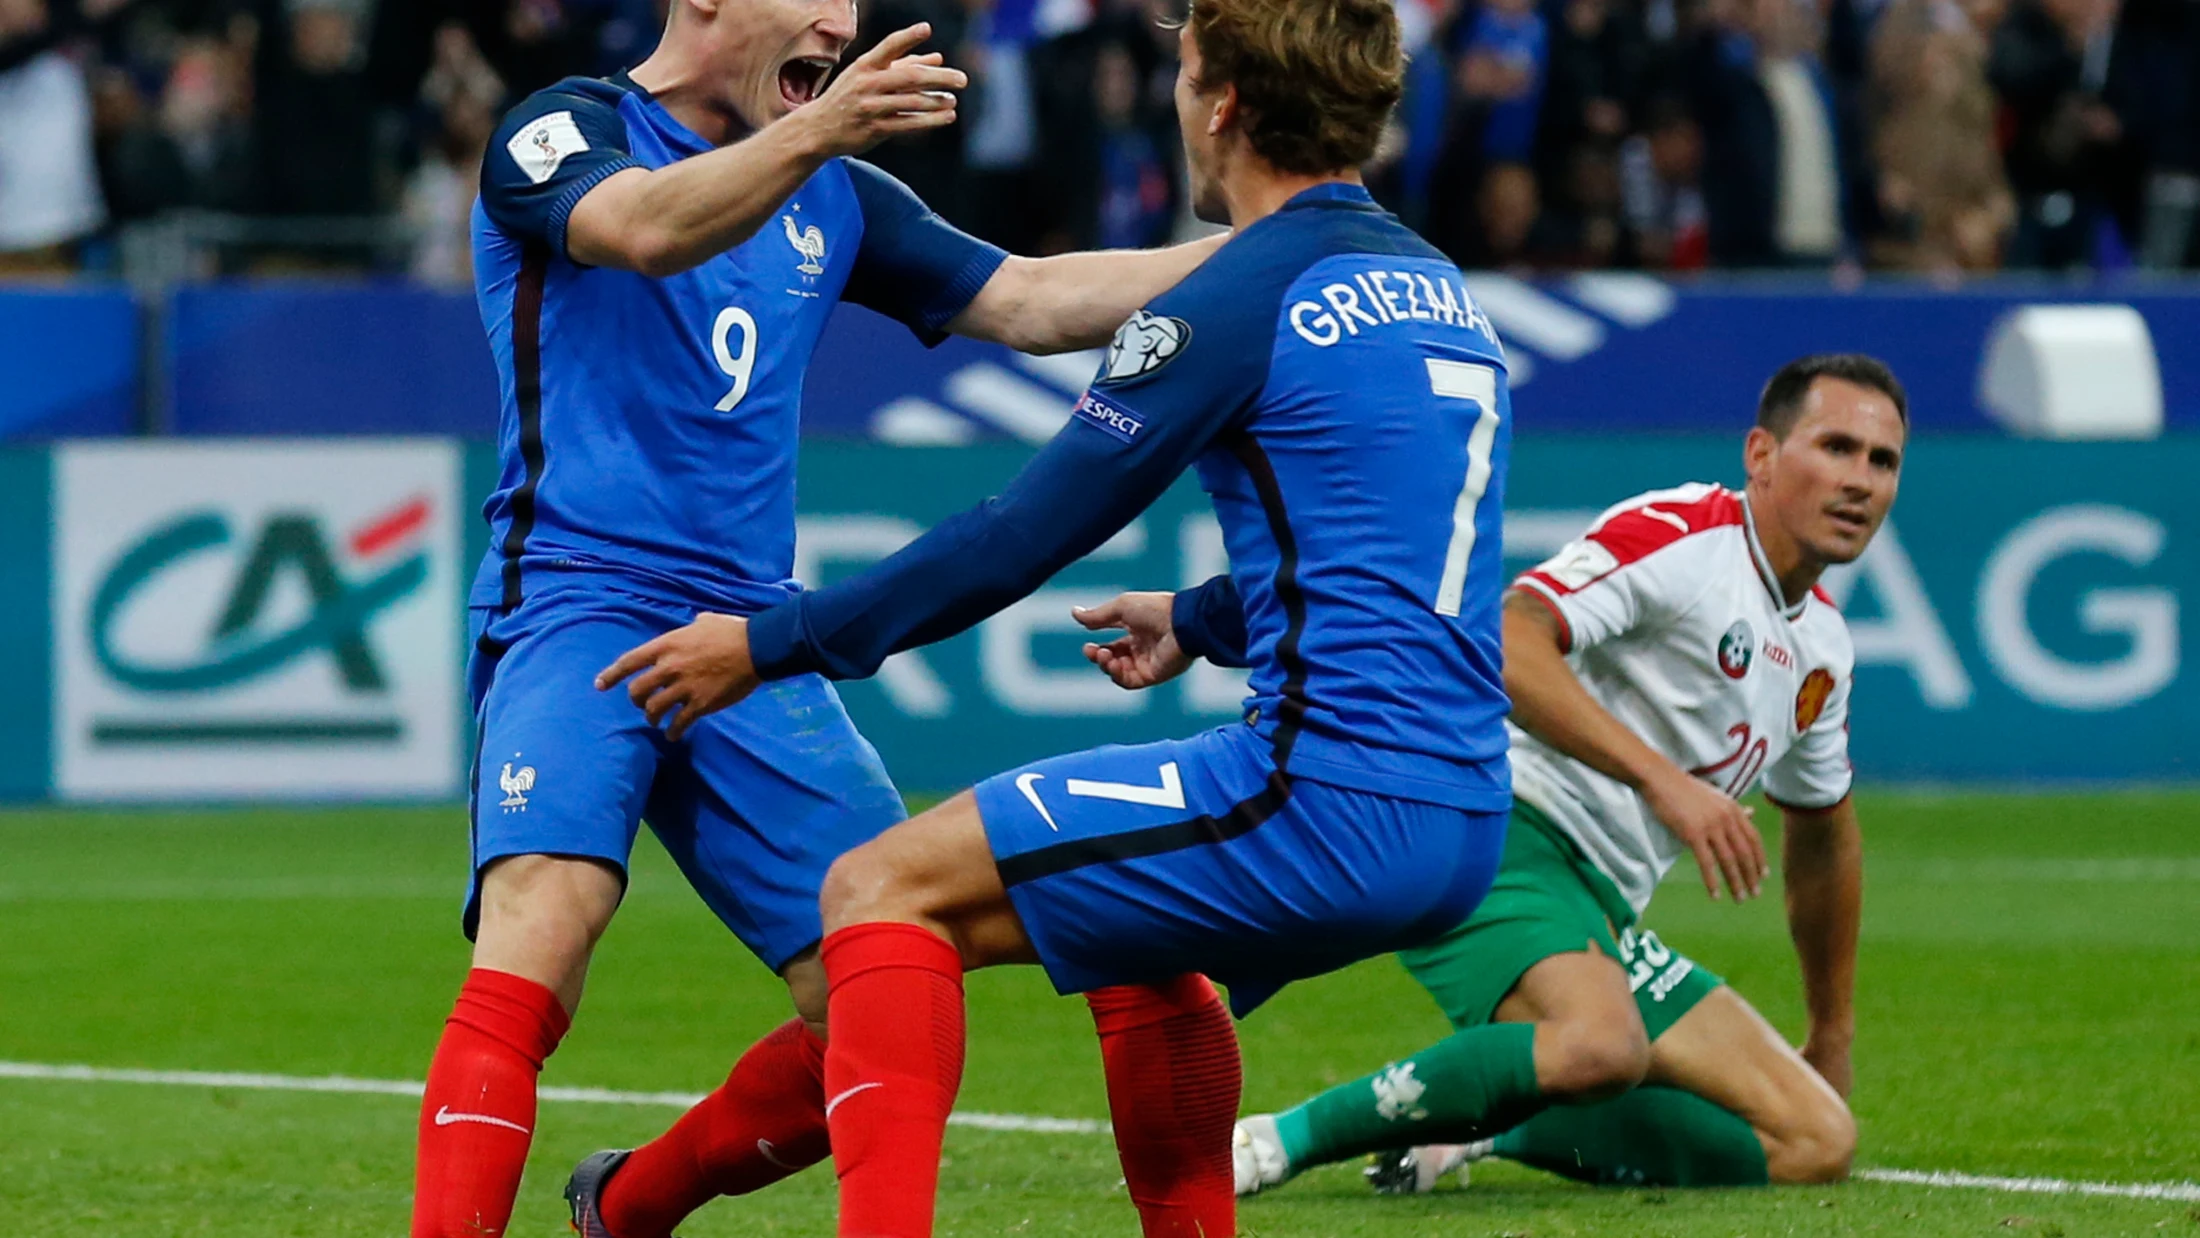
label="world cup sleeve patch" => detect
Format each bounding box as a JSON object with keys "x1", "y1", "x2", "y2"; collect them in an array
[
  {"x1": 1097, "y1": 310, "x2": 1190, "y2": 385},
  {"x1": 506, "y1": 110, "x2": 591, "y2": 185},
  {"x1": 1073, "y1": 392, "x2": 1147, "y2": 444}
]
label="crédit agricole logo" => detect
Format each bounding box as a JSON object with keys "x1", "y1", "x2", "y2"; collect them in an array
[
  {"x1": 55, "y1": 441, "x2": 461, "y2": 801},
  {"x1": 86, "y1": 497, "x2": 433, "y2": 744}
]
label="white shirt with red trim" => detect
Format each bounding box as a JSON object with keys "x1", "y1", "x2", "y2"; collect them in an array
[{"x1": 1510, "y1": 482, "x2": 1854, "y2": 914}]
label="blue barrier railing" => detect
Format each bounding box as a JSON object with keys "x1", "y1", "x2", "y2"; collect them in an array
[
  {"x1": 5, "y1": 276, "x2": 2198, "y2": 441},
  {"x1": 166, "y1": 284, "x2": 499, "y2": 437},
  {"x1": 0, "y1": 287, "x2": 140, "y2": 440}
]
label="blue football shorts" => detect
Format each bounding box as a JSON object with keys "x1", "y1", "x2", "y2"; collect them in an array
[
  {"x1": 464, "y1": 582, "x2": 905, "y2": 971},
  {"x1": 971, "y1": 723, "x2": 1507, "y2": 1016}
]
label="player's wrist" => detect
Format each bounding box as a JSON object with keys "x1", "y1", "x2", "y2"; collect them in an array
[
  {"x1": 772, "y1": 105, "x2": 843, "y2": 163},
  {"x1": 1636, "y1": 759, "x2": 1695, "y2": 803},
  {"x1": 745, "y1": 598, "x2": 818, "y2": 681}
]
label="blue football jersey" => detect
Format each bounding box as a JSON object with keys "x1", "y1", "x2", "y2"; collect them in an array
[
  {"x1": 748, "y1": 183, "x2": 1514, "y2": 810},
  {"x1": 470, "y1": 73, "x2": 1006, "y2": 613}
]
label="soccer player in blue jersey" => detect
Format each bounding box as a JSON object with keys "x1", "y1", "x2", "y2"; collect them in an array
[
  {"x1": 415, "y1": 0, "x2": 1232, "y2": 1234},
  {"x1": 595, "y1": 1, "x2": 1517, "y2": 1232}
]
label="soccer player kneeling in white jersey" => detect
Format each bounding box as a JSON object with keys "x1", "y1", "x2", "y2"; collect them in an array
[{"x1": 1232, "y1": 353, "x2": 1905, "y2": 1194}]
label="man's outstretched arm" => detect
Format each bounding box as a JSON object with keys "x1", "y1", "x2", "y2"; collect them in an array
[
  {"x1": 950, "y1": 234, "x2": 1231, "y2": 355},
  {"x1": 1168, "y1": 575, "x2": 1252, "y2": 667},
  {"x1": 747, "y1": 409, "x2": 1205, "y2": 683},
  {"x1": 1076, "y1": 575, "x2": 1250, "y2": 694},
  {"x1": 595, "y1": 410, "x2": 1215, "y2": 739},
  {"x1": 597, "y1": 256, "x2": 1263, "y2": 736},
  {"x1": 1779, "y1": 796, "x2": 1862, "y2": 1097},
  {"x1": 564, "y1": 25, "x2": 964, "y2": 277},
  {"x1": 1503, "y1": 589, "x2": 1768, "y2": 902}
]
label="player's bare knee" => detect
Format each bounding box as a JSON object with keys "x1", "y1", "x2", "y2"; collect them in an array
[
  {"x1": 820, "y1": 843, "x2": 925, "y2": 932},
  {"x1": 1538, "y1": 1018, "x2": 1651, "y2": 1101},
  {"x1": 819, "y1": 847, "x2": 878, "y2": 931},
  {"x1": 1767, "y1": 1096, "x2": 1857, "y2": 1184},
  {"x1": 477, "y1": 855, "x2": 621, "y2": 948},
  {"x1": 469, "y1": 855, "x2": 622, "y2": 1008}
]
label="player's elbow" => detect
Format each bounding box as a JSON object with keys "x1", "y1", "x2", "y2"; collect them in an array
[
  {"x1": 956, "y1": 258, "x2": 1062, "y2": 354},
  {"x1": 565, "y1": 173, "x2": 703, "y2": 278},
  {"x1": 1502, "y1": 591, "x2": 1568, "y2": 658},
  {"x1": 568, "y1": 220, "x2": 695, "y2": 278},
  {"x1": 1011, "y1": 332, "x2": 1080, "y2": 355},
  {"x1": 624, "y1": 228, "x2": 698, "y2": 279}
]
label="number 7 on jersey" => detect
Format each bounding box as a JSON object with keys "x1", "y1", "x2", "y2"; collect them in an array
[{"x1": 1427, "y1": 358, "x2": 1502, "y2": 617}]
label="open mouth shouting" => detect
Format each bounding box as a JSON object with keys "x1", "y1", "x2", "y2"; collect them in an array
[{"x1": 779, "y1": 56, "x2": 837, "y2": 109}]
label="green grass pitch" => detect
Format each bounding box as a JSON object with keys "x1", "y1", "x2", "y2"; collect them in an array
[{"x1": 2, "y1": 789, "x2": 2196, "y2": 1237}]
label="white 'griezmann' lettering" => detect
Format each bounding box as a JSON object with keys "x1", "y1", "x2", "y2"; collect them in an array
[
  {"x1": 1428, "y1": 277, "x2": 1463, "y2": 327},
  {"x1": 1352, "y1": 274, "x2": 1392, "y2": 323},
  {"x1": 1369, "y1": 271, "x2": 1410, "y2": 322},
  {"x1": 1289, "y1": 270, "x2": 1498, "y2": 349},
  {"x1": 1320, "y1": 283, "x2": 1381, "y2": 334},
  {"x1": 1397, "y1": 272, "x2": 1432, "y2": 321},
  {"x1": 1289, "y1": 301, "x2": 1342, "y2": 346},
  {"x1": 1458, "y1": 287, "x2": 1497, "y2": 343}
]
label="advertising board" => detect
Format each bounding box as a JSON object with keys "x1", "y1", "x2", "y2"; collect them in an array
[
  {"x1": 796, "y1": 438, "x2": 2193, "y2": 789},
  {"x1": 51, "y1": 440, "x2": 463, "y2": 800},
  {"x1": 0, "y1": 434, "x2": 2184, "y2": 799}
]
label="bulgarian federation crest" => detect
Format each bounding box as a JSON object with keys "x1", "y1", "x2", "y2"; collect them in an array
[{"x1": 1717, "y1": 620, "x2": 1754, "y2": 680}]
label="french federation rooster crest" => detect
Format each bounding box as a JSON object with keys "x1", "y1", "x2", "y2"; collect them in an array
[
  {"x1": 498, "y1": 761, "x2": 536, "y2": 810},
  {"x1": 783, "y1": 214, "x2": 826, "y2": 275}
]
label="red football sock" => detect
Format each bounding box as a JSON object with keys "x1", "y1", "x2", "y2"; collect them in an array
[
  {"x1": 1087, "y1": 976, "x2": 1241, "y2": 1238},
  {"x1": 412, "y1": 968, "x2": 571, "y2": 1238},
  {"x1": 821, "y1": 922, "x2": 967, "y2": 1238},
  {"x1": 599, "y1": 1018, "x2": 830, "y2": 1237}
]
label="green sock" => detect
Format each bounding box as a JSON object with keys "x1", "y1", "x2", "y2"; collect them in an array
[
  {"x1": 1274, "y1": 1022, "x2": 1543, "y2": 1170},
  {"x1": 1491, "y1": 1085, "x2": 1770, "y2": 1186}
]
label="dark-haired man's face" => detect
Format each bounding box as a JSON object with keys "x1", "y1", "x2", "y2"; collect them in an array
[{"x1": 1744, "y1": 377, "x2": 1905, "y2": 567}]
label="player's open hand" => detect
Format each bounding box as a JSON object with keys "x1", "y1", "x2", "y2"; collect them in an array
[
  {"x1": 797, "y1": 23, "x2": 966, "y2": 156},
  {"x1": 594, "y1": 612, "x2": 758, "y2": 741},
  {"x1": 1075, "y1": 592, "x2": 1192, "y2": 690},
  {"x1": 1644, "y1": 768, "x2": 1768, "y2": 902}
]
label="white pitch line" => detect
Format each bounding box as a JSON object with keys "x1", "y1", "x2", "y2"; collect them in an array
[
  {"x1": 1888, "y1": 857, "x2": 2200, "y2": 883},
  {"x1": 7, "y1": 1061, "x2": 2194, "y2": 1196},
  {"x1": 0, "y1": 877, "x2": 455, "y2": 903},
  {"x1": 1651, "y1": 856, "x2": 2200, "y2": 889},
  {"x1": 1856, "y1": 1168, "x2": 2200, "y2": 1203},
  {"x1": 0, "y1": 1061, "x2": 427, "y2": 1098},
  {"x1": 0, "y1": 1061, "x2": 1106, "y2": 1134}
]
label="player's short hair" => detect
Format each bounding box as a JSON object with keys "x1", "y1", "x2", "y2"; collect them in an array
[
  {"x1": 1182, "y1": 0, "x2": 1404, "y2": 175},
  {"x1": 1757, "y1": 354, "x2": 1909, "y2": 439}
]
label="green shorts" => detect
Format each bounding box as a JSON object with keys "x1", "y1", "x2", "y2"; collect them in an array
[{"x1": 1397, "y1": 802, "x2": 1723, "y2": 1042}]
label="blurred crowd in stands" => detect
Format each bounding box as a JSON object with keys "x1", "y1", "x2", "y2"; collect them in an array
[{"x1": 2, "y1": 0, "x2": 2196, "y2": 281}]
